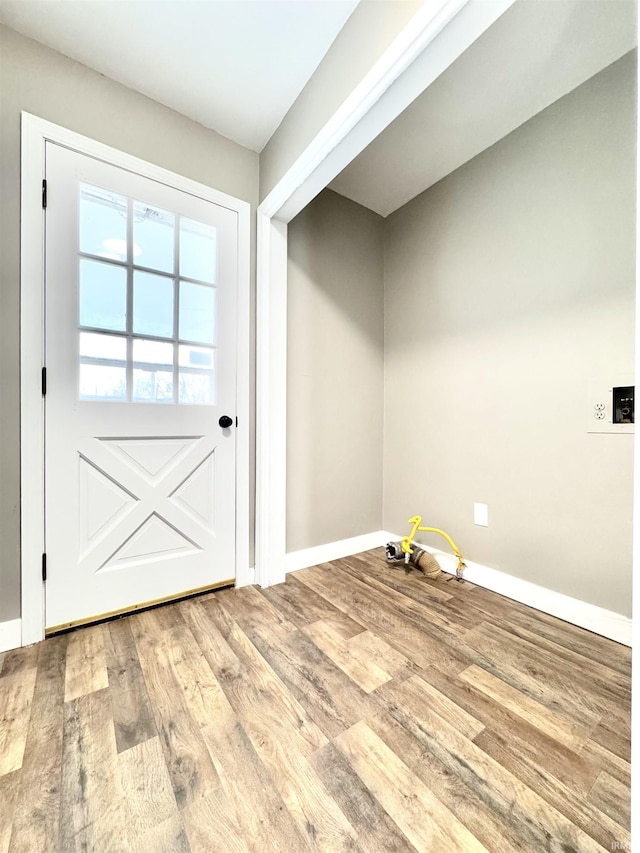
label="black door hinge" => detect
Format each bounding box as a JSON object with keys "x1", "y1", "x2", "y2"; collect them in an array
[
  {"x1": 236, "y1": 416, "x2": 238, "y2": 428},
  {"x1": 42, "y1": 553, "x2": 47, "y2": 582},
  {"x1": 42, "y1": 366, "x2": 47, "y2": 396},
  {"x1": 42, "y1": 179, "x2": 47, "y2": 209}
]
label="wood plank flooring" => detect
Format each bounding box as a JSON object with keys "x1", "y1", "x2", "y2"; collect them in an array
[{"x1": 0, "y1": 549, "x2": 631, "y2": 852}]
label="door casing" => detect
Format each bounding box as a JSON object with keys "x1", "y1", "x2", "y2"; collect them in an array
[{"x1": 20, "y1": 113, "x2": 251, "y2": 645}]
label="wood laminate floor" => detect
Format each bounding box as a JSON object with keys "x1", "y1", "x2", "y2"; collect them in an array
[{"x1": 0, "y1": 550, "x2": 631, "y2": 852}]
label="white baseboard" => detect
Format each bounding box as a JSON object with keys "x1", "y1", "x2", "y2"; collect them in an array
[
  {"x1": 285, "y1": 530, "x2": 632, "y2": 647},
  {"x1": 285, "y1": 530, "x2": 393, "y2": 574},
  {"x1": 0, "y1": 618, "x2": 22, "y2": 653},
  {"x1": 404, "y1": 540, "x2": 632, "y2": 647}
]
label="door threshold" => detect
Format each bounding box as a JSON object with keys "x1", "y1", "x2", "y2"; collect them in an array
[{"x1": 45, "y1": 577, "x2": 235, "y2": 636}]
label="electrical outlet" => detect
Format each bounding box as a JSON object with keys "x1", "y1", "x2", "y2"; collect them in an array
[
  {"x1": 474, "y1": 503, "x2": 488, "y2": 527},
  {"x1": 588, "y1": 376, "x2": 634, "y2": 434}
]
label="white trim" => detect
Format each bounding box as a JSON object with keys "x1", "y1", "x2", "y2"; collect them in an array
[
  {"x1": 632, "y1": 21, "x2": 640, "y2": 847},
  {"x1": 404, "y1": 540, "x2": 633, "y2": 647},
  {"x1": 0, "y1": 620, "x2": 23, "y2": 654},
  {"x1": 233, "y1": 197, "x2": 252, "y2": 590},
  {"x1": 20, "y1": 112, "x2": 251, "y2": 644},
  {"x1": 238, "y1": 567, "x2": 256, "y2": 588},
  {"x1": 286, "y1": 528, "x2": 632, "y2": 647},
  {"x1": 260, "y1": 0, "x2": 470, "y2": 219},
  {"x1": 276, "y1": 0, "x2": 516, "y2": 223},
  {"x1": 20, "y1": 115, "x2": 47, "y2": 647},
  {"x1": 285, "y1": 530, "x2": 393, "y2": 574},
  {"x1": 255, "y1": 213, "x2": 288, "y2": 587},
  {"x1": 254, "y1": 0, "x2": 516, "y2": 588}
]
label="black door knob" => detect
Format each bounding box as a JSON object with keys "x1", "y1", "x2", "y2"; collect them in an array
[{"x1": 219, "y1": 415, "x2": 233, "y2": 429}]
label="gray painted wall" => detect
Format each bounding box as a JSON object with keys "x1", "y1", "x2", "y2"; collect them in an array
[
  {"x1": 0, "y1": 25, "x2": 259, "y2": 623},
  {"x1": 383, "y1": 53, "x2": 636, "y2": 617},
  {"x1": 287, "y1": 190, "x2": 384, "y2": 551}
]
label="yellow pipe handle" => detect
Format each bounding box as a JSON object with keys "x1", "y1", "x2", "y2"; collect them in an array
[
  {"x1": 402, "y1": 515, "x2": 465, "y2": 567},
  {"x1": 401, "y1": 516, "x2": 422, "y2": 554}
]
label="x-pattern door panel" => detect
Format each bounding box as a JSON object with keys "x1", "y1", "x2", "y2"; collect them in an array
[
  {"x1": 76, "y1": 435, "x2": 218, "y2": 572},
  {"x1": 45, "y1": 143, "x2": 238, "y2": 630}
]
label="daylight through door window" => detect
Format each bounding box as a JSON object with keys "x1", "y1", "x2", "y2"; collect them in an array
[{"x1": 77, "y1": 184, "x2": 217, "y2": 404}]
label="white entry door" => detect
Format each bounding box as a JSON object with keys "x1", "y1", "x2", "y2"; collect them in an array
[{"x1": 44, "y1": 143, "x2": 238, "y2": 631}]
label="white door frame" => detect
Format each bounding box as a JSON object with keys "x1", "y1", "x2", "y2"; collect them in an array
[
  {"x1": 20, "y1": 113, "x2": 251, "y2": 646},
  {"x1": 254, "y1": 0, "x2": 519, "y2": 587}
]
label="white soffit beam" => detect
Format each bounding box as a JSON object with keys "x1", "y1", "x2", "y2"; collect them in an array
[
  {"x1": 331, "y1": 0, "x2": 638, "y2": 217},
  {"x1": 267, "y1": 0, "x2": 516, "y2": 224}
]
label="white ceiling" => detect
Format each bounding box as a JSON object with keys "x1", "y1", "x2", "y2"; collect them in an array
[
  {"x1": 1, "y1": 0, "x2": 635, "y2": 207},
  {"x1": 330, "y1": 0, "x2": 638, "y2": 217},
  {"x1": 0, "y1": 0, "x2": 359, "y2": 152}
]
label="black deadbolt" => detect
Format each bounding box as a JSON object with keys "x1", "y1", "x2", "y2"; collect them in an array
[{"x1": 219, "y1": 415, "x2": 233, "y2": 429}]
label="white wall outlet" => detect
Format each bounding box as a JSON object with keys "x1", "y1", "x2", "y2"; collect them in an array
[
  {"x1": 588, "y1": 376, "x2": 634, "y2": 434},
  {"x1": 474, "y1": 503, "x2": 489, "y2": 527}
]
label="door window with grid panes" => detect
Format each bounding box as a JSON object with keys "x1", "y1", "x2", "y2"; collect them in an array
[{"x1": 78, "y1": 185, "x2": 217, "y2": 405}]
